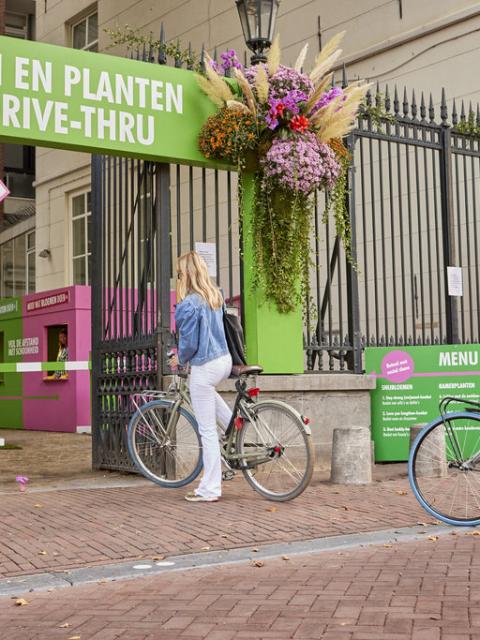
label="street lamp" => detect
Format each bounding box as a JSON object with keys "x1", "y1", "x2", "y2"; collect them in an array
[{"x1": 236, "y1": 0, "x2": 280, "y2": 65}]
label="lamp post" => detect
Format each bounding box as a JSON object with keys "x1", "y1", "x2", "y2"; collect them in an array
[{"x1": 235, "y1": 0, "x2": 280, "y2": 65}]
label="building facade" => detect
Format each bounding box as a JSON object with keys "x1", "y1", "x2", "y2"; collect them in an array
[{"x1": 0, "y1": 0, "x2": 474, "y2": 330}]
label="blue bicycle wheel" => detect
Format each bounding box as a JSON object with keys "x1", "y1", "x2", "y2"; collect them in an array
[
  {"x1": 408, "y1": 411, "x2": 480, "y2": 526},
  {"x1": 127, "y1": 398, "x2": 203, "y2": 489}
]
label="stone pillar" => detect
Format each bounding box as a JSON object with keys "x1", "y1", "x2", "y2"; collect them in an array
[
  {"x1": 330, "y1": 426, "x2": 372, "y2": 484},
  {"x1": 410, "y1": 423, "x2": 448, "y2": 478}
]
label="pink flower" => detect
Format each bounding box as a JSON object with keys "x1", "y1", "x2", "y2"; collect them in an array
[{"x1": 261, "y1": 132, "x2": 340, "y2": 194}]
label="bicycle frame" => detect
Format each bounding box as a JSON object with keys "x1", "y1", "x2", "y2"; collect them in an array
[{"x1": 131, "y1": 373, "x2": 281, "y2": 471}]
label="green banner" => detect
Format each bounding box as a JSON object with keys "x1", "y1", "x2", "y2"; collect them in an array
[
  {"x1": 0, "y1": 35, "x2": 219, "y2": 166},
  {"x1": 365, "y1": 345, "x2": 480, "y2": 462}
]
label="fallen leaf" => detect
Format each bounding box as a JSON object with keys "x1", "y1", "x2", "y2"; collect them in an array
[
  {"x1": 152, "y1": 555, "x2": 166, "y2": 561},
  {"x1": 384, "y1": 544, "x2": 393, "y2": 548},
  {"x1": 15, "y1": 598, "x2": 29, "y2": 606},
  {"x1": 38, "y1": 550, "x2": 47, "y2": 555},
  {"x1": 466, "y1": 531, "x2": 480, "y2": 536},
  {"x1": 97, "y1": 579, "x2": 107, "y2": 585},
  {"x1": 59, "y1": 623, "x2": 72, "y2": 628},
  {"x1": 251, "y1": 548, "x2": 259, "y2": 552},
  {"x1": 200, "y1": 546, "x2": 211, "y2": 551},
  {"x1": 267, "y1": 506, "x2": 277, "y2": 513},
  {"x1": 282, "y1": 556, "x2": 290, "y2": 561},
  {"x1": 396, "y1": 490, "x2": 408, "y2": 496},
  {"x1": 427, "y1": 536, "x2": 439, "y2": 542},
  {"x1": 221, "y1": 534, "x2": 228, "y2": 539},
  {"x1": 33, "y1": 504, "x2": 44, "y2": 508},
  {"x1": 416, "y1": 522, "x2": 428, "y2": 526},
  {"x1": 252, "y1": 560, "x2": 264, "y2": 567},
  {"x1": 67, "y1": 636, "x2": 81, "y2": 640}
]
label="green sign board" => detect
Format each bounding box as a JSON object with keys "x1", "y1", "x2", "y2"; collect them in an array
[
  {"x1": 0, "y1": 35, "x2": 219, "y2": 165},
  {"x1": 365, "y1": 345, "x2": 480, "y2": 462}
]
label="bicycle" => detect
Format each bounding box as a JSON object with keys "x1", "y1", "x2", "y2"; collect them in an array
[
  {"x1": 409, "y1": 396, "x2": 480, "y2": 526},
  {"x1": 127, "y1": 364, "x2": 315, "y2": 501}
]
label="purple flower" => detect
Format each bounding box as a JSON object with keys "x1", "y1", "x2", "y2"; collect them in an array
[
  {"x1": 269, "y1": 65, "x2": 314, "y2": 101},
  {"x1": 311, "y1": 86, "x2": 345, "y2": 115},
  {"x1": 210, "y1": 50, "x2": 243, "y2": 75},
  {"x1": 261, "y1": 132, "x2": 340, "y2": 194}
]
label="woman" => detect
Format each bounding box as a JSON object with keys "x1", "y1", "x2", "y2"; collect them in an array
[{"x1": 171, "y1": 251, "x2": 232, "y2": 502}]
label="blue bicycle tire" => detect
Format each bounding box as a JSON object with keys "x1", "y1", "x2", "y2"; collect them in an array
[
  {"x1": 408, "y1": 411, "x2": 480, "y2": 527},
  {"x1": 127, "y1": 398, "x2": 203, "y2": 489}
]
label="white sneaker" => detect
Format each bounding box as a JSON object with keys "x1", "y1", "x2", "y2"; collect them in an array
[{"x1": 184, "y1": 492, "x2": 219, "y2": 502}]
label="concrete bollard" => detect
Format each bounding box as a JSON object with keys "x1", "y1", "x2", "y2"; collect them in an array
[
  {"x1": 330, "y1": 427, "x2": 372, "y2": 484},
  {"x1": 410, "y1": 423, "x2": 448, "y2": 478}
]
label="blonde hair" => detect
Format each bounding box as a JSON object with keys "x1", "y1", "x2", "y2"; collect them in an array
[{"x1": 176, "y1": 251, "x2": 223, "y2": 309}]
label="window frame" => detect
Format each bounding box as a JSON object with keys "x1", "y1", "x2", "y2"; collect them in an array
[
  {"x1": 69, "y1": 188, "x2": 92, "y2": 286},
  {"x1": 71, "y1": 10, "x2": 98, "y2": 52}
]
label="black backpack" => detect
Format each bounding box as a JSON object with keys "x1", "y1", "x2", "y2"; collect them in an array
[{"x1": 223, "y1": 305, "x2": 247, "y2": 366}]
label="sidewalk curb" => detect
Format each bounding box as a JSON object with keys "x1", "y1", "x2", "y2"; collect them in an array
[{"x1": 0, "y1": 523, "x2": 464, "y2": 597}]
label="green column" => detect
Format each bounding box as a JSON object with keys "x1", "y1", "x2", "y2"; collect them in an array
[{"x1": 240, "y1": 172, "x2": 304, "y2": 374}]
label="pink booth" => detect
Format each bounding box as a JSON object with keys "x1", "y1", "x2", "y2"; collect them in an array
[{"x1": 22, "y1": 286, "x2": 91, "y2": 433}]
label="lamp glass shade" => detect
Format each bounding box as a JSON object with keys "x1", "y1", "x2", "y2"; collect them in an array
[{"x1": 236, "y1": 0, "x2": 279, "y2": 47}]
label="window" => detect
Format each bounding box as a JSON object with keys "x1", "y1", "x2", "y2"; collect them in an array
[
  {"x1": 72, "y1": 11, "x2": 98, "y2": 52},
  {"x1": 0, "y1": 231, "x2": 35, "y2": 298},
  {"x1": 71, "y1": 191, "x2": 92, "y2": 285},
  {"x1": 5, "y1": 12, "x2": 29, "y2": 39}
]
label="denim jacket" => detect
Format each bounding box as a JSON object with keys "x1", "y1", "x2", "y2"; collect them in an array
[{"x1": 175, "y1": 293, "x2": 229, "y2": 366}]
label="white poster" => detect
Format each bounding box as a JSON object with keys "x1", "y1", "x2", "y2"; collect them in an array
[
  {"x1": 195, "y1": 242, "x2": 217, "y2": 278},
  {"x1": 447, "y1": 266, "x2": 463, "y2": 296}
]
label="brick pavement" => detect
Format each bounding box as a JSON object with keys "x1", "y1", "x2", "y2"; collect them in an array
[
  {"x1": 0, "y1": 531, "x2": 479, "y2": 639},
  {"x1": 0, "y1": 474, "x2": 432, "y2": 579}
]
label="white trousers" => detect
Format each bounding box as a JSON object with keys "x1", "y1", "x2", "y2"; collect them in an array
[{"x1": 189, "y1": 353, "x2": 233, "y2": 498}]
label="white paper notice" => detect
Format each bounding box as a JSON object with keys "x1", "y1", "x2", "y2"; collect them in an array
[
  {"x1": 195, "y1": 242, "x2": 217, "y2": 277},
  {"x1": 447, "y1": 266, "x2": 463, "y2": 296}
]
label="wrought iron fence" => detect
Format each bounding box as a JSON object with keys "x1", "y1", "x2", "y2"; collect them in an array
[
  {"x1": 306, "y1": 84, "x2": 480, "y2": 373},
  {"x1": 91, "y1": 27, "x2": 480, "y2": 470}
]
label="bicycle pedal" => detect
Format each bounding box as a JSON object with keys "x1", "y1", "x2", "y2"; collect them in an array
[{"x1": 222, "y1": 470, "x2": 236, "y2": 481}]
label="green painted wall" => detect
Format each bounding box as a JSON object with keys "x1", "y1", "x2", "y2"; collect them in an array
[
  {"x1": 241, "y1": 172, "x2": 304, "y2": 374},
  {"x1": 0, "y1": 298, "x2": 23, "y2": 429}
]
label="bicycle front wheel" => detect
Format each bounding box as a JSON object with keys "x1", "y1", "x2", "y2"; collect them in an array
[
  {"x1": 409, "y1": 411, "x2": 480, "y2": 526},
  {"x1": 127, "y1": 399, "x2": 202, "y2": 488},
  {"x1": 237, "y1": 400, "x2": 314, "y2": 501}
]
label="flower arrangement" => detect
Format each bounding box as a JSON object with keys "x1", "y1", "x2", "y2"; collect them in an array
[{"x1": 196, "y1": 33, "x2": 370, "y2": 313}]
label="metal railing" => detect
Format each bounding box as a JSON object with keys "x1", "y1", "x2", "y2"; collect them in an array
[{"x1": 305, "y1": 83, "x2": 480, "y2": 373}]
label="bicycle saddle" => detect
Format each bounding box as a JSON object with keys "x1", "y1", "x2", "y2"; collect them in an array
[{"x1": 230, "y1": 364, "x2": 263, "y2": 377}]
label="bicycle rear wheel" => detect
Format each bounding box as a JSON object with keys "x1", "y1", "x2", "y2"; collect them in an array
[
  {"x1": 409, "y1": 412, "x2": 480, "y2": 526},
  {"x1": 237, "y1": 400, "x2": 314, "y2": 501},
  {"x1": 127, "y1": 399, "x2": 202, "y2": 488}
]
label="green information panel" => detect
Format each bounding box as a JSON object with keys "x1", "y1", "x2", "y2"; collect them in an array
[
  {"x1": 365, "y1": 345, "x2": 480, "y2": 462},
  {"x1": 0, "y1": 35, "x2": 219, "y2": 166}
]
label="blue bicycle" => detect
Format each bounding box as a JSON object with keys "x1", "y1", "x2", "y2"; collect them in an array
[{"x1": 409, "y1": 397, "x2": 480, "y2": 526}]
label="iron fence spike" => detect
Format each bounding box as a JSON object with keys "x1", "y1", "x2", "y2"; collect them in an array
[
  {"x1": 385, "y1": 84, "x2": 391, "y2": 111},
  {"x1": 393, "y1": 85, "x2": 400, "y2": 114},
  {"x1": 402, "y1": 87, "x2": 409, "y2": 117},
  {"x1": 440, "y1": 87, "x2": 448, "y2": 123},
  {"x1": 429, "y1": 93, "x2": 435, "y2": 121},
  {"x1": 452, "y1": 98, "x2": 458, "y2": 126}
]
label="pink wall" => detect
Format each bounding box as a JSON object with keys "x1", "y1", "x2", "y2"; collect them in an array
[{"x1": 22, "y1": 286, "x2": 91, "y2": 433}]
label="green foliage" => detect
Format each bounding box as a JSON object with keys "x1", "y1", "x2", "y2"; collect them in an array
[
  {"x1": 456, "y1": 112, "x2": 480, "y2": 136},
  {"x1": 360, "y1": 92, "x2": 394, "y2": 127},
  {"x1": 104, "y1": 25, "x2": 202, "y2": 71},
  {"x1": 246, "y1": 176, "x2": 314, "y2": 314},
  {"x1": 323, "y1": 155, "x2": 352, "y2": 262}
]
